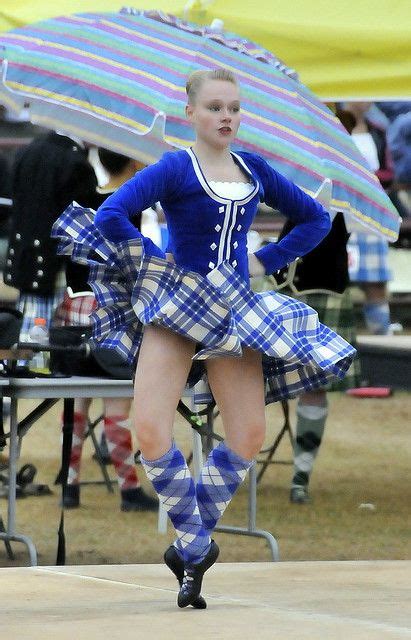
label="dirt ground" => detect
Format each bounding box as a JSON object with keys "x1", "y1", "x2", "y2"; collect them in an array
[{"x1": 1, "y1": 391, "x2": 410, "y2": 567}]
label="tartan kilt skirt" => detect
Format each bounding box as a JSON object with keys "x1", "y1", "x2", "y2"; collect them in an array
[
  {"x1": 52, "y1": 204, "x2": 356, "y2": 405},
  {"x1": 347, "y1": 232, "x2": 391, "y2": 283},
  {"x1": 283, "y1": 290, "x2": 361, "y2": 391}
]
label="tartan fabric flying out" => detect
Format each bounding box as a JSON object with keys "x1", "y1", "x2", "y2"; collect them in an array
[{"x1": 52, "y1": 204, "x2": 356, "y2": 404}]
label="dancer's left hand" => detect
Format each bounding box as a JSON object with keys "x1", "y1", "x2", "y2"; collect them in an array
[{"x1": 248, "y1": 253, "x2": 265, "y2": 277}]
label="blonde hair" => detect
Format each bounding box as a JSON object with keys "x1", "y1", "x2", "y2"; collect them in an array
[{"x1": 186, "y1": 68, "x2": 238, "y2": 104}]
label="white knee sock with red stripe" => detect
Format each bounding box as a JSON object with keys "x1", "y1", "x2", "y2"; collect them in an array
[
  {"x1": 104, "y1": 416, "x2": 139, "y2": 490},
  {"x1": 67, "y1": 412, "x2": 88, "y2": 485}
]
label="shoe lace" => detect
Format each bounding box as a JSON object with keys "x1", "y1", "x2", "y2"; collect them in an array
[{"x1": 181, "y1": 568, "x2": 194, "y2": 592}]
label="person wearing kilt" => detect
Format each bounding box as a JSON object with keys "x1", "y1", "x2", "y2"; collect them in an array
[
  {"x1": 3, "y1": 132, "x2": 97, "y2": 340},
  {"x1": 275, "y1": 213, "x2": 361, "y2": 504},
  {"x1": 53, "y1": 69, "x2": 356, "y2": 608},
  {"x1": 343, "y1": 102, "x2": 398, "y2": 336}
]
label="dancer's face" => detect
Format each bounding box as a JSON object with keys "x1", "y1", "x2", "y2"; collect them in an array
[{"x1": 186, "y1": 79, "x2": 241, "y2": 149}]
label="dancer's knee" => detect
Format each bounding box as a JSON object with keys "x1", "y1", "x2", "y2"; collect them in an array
[
  {"x1": 226, "y1": 422, "x2": 265, "y2": 460},
  {"x1": 135, "y1": 416, "x2": 172, "y2": 459}
]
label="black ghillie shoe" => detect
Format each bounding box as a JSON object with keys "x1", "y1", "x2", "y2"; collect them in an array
[
  {"x1": 177, "y1": 540, "x2": 219, "y2": 609},
  {"x1": 121, "y1": 487, "x2": 159, "y2": 512},
  {"x1": 290, "y1": 485, "x2": 311, "y2": 504},
  {"x1": 164, "y1": 545, "x2": 207, "y2": 609}
]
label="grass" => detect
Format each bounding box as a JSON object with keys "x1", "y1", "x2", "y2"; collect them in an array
[{"x1": 1, "y1": 391, "x2": 410, "y2": 567}]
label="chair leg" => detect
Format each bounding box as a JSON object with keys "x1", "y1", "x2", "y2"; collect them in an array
[
  {"x1": 86, "y1": 414, "x2": 115, "y2": 493},
  {"x1": 256, "y1": 400, "x2": 294, "y2": 483}
]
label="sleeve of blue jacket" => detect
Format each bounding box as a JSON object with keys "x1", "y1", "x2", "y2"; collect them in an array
[
  {"x1": 95, "y1": 153, "x2": 179, "y2": 259},
  {"x1": 252, "y1": 156, "x2": 332, "y2": 275}
]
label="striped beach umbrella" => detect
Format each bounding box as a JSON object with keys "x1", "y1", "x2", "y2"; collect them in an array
[{"x1": 0, "y1": 9, "x2": 400, "y2": 240}]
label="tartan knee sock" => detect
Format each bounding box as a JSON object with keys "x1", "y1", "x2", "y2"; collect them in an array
[
  {"x1": 140, "y1": 443, "x2": 210, "y2": 564},
  {"x1": 67, "y1": 412, "x2": 88, "y2": 485},
  {"x1": 292, "y1": 402, "x2": 328, "y2": 488},
  {"x1": 196, "y1": 441, "x2": 253, "y2": 534},
  {"x1": 104, "y1": 416, "x2": 139, "y2": 491}
]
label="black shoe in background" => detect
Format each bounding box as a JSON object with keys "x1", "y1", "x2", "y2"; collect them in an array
[{"x1": 120, "y1": 487, "x2": 159, "y2": 512}]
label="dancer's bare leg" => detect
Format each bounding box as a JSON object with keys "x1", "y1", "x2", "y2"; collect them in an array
[
  {"x1": 194, "y1": 348, "x2": 266, "y2": 540},
  {"x1": 206, "y1": 347, "x2": 266, "y2": 459},
  {"x1": 135, "y1": 325, "x2": 213, "y2": 609},
  {"x1": 133, "y1": 324, "x2": 196, "y2": 459}
]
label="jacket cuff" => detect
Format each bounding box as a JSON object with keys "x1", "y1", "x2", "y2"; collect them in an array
[
  {"x1": 142, "y1": 236, "x2": 166, "y2": 260},
  {"x1": 254, "y1": 244, "x2": 289, "y2": 275}
]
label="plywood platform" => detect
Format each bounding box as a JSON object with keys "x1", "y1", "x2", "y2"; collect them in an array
[{"x1": 2, "y1": 561, "x2": 411, "y2": 639}]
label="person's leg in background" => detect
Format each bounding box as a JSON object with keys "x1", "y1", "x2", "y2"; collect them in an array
[
  {"x1": 290, "y1": 390, "x2": 328, "y2": 504},
  {"x1": 361, "y1": 281, "x2": 392, "y2": 335},
  {"x1": 289, "y1": 289, "x2": 361, "y2": 505},
  {"x1": 103, "y1": 396, "x2": 158, "y2": 512},
  {"x1": 347, "y1": 232, "x2": 401, "y2": 335},
  {"x1": 63, "y1": 396, "x2": 158, "y2": 511}
]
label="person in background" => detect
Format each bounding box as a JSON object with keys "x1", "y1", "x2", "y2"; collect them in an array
[
  {"x1": 54, "y1": 148, "x2": 158, "y2": 512},
  {"x1": 387, "y1": 111, "x2": 411, "y2": 219},
  {"x1": 0, "y1": 151, "x2": 12, "y2": 272},
  {"x1": 275, "y1": 211, "x2": 361, "y2": 504},
  {"x1": 344, "y1": 102, "x2": 401, "y2": 336},
  {"x1": 3, "y1": 131, "x2": 97, "y2": 337}
]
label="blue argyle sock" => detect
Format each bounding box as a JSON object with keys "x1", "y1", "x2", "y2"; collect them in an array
[
  {"x1": 140, "y1": 443, "x2": 210, "y2": 564},
  {"x1": 196, "y1": 441, "x2": 253, "y2": 534}
]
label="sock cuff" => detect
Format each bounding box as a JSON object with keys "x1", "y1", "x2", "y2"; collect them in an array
[
  {"x1": 139, "y1": 441, "x2": 179, "y2": 467},
  {"x1": 297, "y1": 403, "x2": 328, "y2": 420},
  {"x1": 213, "y1": 441, "x2": 254, "y2": 469},
  {"x1": 363, "y1": 301, "x2": 390, "y2": 312}
]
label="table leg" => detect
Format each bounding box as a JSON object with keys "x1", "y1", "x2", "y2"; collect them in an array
[{"x1": 0, "y1": 396, "x2": 38, "y2": 565}]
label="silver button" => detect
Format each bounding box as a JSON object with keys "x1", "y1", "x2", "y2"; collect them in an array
[
  {"x1": 34, "y1": 239, "x2": 40, "y2": 247},
  {"x1": 37, "y1": 256, "x2": 43, "y2": 263},
  {"x1": 6, "y1": 274, "x2": 11, "y2": 281},
  {"x1": 237, "y1": 224, "x2": 242, "y2": 231},
  {"x1": 6, "y1": 259, "x2": 12, "y2": 266},
  {"x1": 16, "y1": 233, "x2": 21, "y2": 240},
  {"x1": 233, "y1": 241, "x2": 238, "y2": 249},
  {"x1": 32, "y1": 281, "x2": 39, "y2": 288},
  {"x1": 232, "y1": 260, "x2": 237, "y2": 267},
  {"x1": 218, "y1": 206, "x2": 225, "y2": 213},
  {"x1": 215, "y1": 224, "x2": 221, "y2": 232},
  {"x1": 210, "y1": 242, "x2": 217, "y2": 250},
  {"x1": 208, "y1": 261, "x2": 215, "y2": 269},
  {"x1": 37, "y1": 269, "x2": 44, "y2": 277},
  {"x1": 9, "y1": 248, "x2": 14, "y2": 256}
]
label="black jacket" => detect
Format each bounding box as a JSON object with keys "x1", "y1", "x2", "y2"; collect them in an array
[
  {"x1": 3, "y1": 132, "x2": 97, "y2": 295},
  {"x1": 276, "y1": 213, "x2": 349, "y2": 294}
]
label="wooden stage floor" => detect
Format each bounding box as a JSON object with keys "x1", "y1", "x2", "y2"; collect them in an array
[{"x1": 2, "y1": 561, "x2": 410, "y2": 639}]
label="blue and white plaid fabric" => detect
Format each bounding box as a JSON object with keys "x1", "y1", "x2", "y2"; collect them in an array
[
  {"x1": 53, "y1": 204, "x2": 356, "y2": 404},
  {"x1": 347, "y1": 232, "x2": 391, "y2": 282}
]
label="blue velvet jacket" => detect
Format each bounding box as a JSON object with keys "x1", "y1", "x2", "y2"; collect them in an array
[{"x1": 95, "y1": 149, "x2": 331, "y2": 280}]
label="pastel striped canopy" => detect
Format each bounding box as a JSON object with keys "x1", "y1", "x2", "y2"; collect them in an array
[{"x1": 0, "y1": 9, "x2": 400, "y2": 240}]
